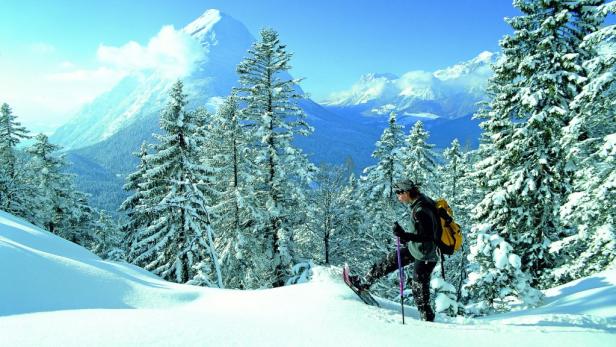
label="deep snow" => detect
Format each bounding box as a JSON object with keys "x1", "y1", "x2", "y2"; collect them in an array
[{"x1": 1, "y1": 210, "x2": 614, "y2": 346}]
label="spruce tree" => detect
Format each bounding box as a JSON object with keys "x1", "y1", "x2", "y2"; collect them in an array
[
  {"x1": 465, "y1": 229, "x2": 542, "y2": 314},
  {"x1": 332, "y1": 173, "x2": 365, "y2": 267},
  {"x1": 400, "y1": 121, "x2": 439, "y2": 197},
  {"x1": 471, "y1": 0, "x2": 605, "y2": 288},
  {"x1": 206, "y1": 94, "x2": 265, "y2": 289},
  {"x1": 25, "y1": 134, "x2": 94, "y2": 244},
  {"x1": 441, "y1": 139, "x2": 464, "y2": 204},
  {"x1": 355, "y1": 112, "x2": 405, "y2": 274},
  {"x1": 236, "y1": 28, "x2": 316, "y2": 287},
  {"x1": 298, "y1": 163, "x2": 350, "y2": 265},
  {"x1": 439, "y1": 139, "x2": 474, "y2": 300},
  {"x1": 0, "y1": 103, "x2": 30, "y2": 214},
  {"x1": 130, "y1": 80, "x2": 221, "y2": 286},
  {"x1": 93, "y1": 210, "x2": 125, "y2": 261},
  {"x1": 551, "y1": 1, "x2": 616, "y2": 284},
  {"x1": 119, "y1": 142, "x2": 153, "y2": 262},
  {"x1": 0, "y1": 103, "x2": 29, "y2": 180}
]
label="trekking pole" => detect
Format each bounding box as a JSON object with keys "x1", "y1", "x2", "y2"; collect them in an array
[{"x1": 396, "y1": 236, "x2": 405, "y2": 325}]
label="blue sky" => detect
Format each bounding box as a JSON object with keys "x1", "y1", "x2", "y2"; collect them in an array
[{"x1": 0, "y1": 0, "x2": 608, "y2": 133}]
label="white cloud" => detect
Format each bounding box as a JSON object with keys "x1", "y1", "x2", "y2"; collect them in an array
[
  {"x1": 48, "y1": 67, "x2": 125, "y2": 83},
  {"x1": 397, "y1": 70, "x2": 435, "y2": 97},
  {"x1": 28, "y1": 42, "x2": 56, "y2": 54},
  {"x1": 59, "y1": 61, "x2": 76, "y2": 69},
  {"x1": 96, "y1": 25, "x2": 204, "y2": 79},
  {"x1": 3, "y1": 25, "x2": 206, "y2": 133}
]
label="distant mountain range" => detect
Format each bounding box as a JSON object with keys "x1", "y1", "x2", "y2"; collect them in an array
[
  {"x1": 51, "y1": 9, "x2": 493, "y2": 212},
  {"x1": 322, "y1": 51, "x2": 496, "y2": 119}
]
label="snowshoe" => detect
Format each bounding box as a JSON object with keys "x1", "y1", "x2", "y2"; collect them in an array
[{"x1": 342, "y1": 263, "x2": 379, "y2": 307}]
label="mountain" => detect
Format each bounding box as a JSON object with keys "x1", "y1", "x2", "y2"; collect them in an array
[
  {"x1": 322, "y1": 51, "x2": 497, "y2": 119},
  {"x1": 51, "y1": 9, "x2": 254, "y2": 150},
  {"x1": 50, "y1": 10, "x2": 490, "y2": 212},
  {"x1": 1, "y1": 210, "x2": 615, "y2": 346}
]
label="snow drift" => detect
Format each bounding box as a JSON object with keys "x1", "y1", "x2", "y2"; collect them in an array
[{"x1": 1, "y1": 210, "x2": 615, "y2": 346}]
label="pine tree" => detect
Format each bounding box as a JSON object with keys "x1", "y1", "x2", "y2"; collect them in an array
[
  {"x1": 25, "y1": 134, "x2": 95, "y2": 245},
  {"x1": 439, "y1": 139, "x2": 475, "y2": 300},
  {"x1": 331, "y1": 173, "x2": 365, "y2": 267},
  {"x1": 0, "y1": 103, "x2": 30, "y2": 214},
  {"x1": 205, "y1": 94, "x2": 265, "y2": 289},
  {"x1": 93, "y1": 210, "x2": 125, "y2": 261},
  {"x1": 25, "y1": 133, "x2": 73, "y2": 233},
  {"x1": 298, "y1": 163, "x2": 350, "y2": 265},
  {"x1": 130, "y1": 80, "x2": 221, "y2": 286},
  {"x1": 471, "y1": 0, "x2": 605, "y2": 287},
  {"x1": 551, "y1": 1, "x2": 616, "y2": 284},
  {"x1": 441, "y1": 139, "x2": 464, "y2": 204},
  {"x1": 464, "y1": 227, "x2": 542, "y2": 315},
  {"x1": 400, "y1": 121, "x2": 439, "y2": 196},
  {"x1": 0, "y1": 103, "x2": 29, "y2": 180},
  {"x1": 236, "y1": 28, "x2": 316, "y2": 287},
  {"x1": 355, "y1": 112, "x2": 406, "y2": 274},
  {"x1": 119, "y1": 142, "x2": 152, "y2": 261}
]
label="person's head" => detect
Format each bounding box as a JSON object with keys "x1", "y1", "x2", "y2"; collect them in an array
[{"x1": 393, "y1": 179, "x2": 420, "y2": 203}]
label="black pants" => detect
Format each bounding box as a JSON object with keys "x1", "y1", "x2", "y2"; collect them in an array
[{"x1": 365, "y1": 246, "x2": 436, "y2": 321}]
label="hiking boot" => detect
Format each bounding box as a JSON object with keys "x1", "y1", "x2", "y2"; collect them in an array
[
  {"x1": 411, "y1": 279, "x2": 435, "y2": 322},
  {"x1": 420, "y1": 307, "x2": 435, "y2": 322},
  {"x1": 348, "y1": 275, "x2": 370, "y2": 291}
]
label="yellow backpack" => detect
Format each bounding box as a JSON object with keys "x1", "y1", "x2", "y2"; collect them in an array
[{"x1": 434, "y1": 198, "x2": 463, "y2": 255}]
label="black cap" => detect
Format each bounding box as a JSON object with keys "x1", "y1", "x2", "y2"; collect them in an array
[{"x1": 393, "y1": 179, "x2": 418, "y2": 192}]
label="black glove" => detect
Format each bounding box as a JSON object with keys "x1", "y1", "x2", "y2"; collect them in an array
[
  {"x1": 392, "y1": 222, "x2": 406, "y2": 238},
  {"x1": 393, "y1": 222, "x2": 413, "y2": 243}
]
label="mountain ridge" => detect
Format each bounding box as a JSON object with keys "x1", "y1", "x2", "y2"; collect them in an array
[{"x1": 322, "y1": 51, "x2": 496, "y2": 119}]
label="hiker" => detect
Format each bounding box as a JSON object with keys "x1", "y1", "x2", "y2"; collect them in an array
[{"x1": 350, "y1": 179, "x2": 438, "y2": 321}]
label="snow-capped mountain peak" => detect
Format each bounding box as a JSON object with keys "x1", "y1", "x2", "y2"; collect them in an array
[
  {"x1": 323, "y1": 51, "x2": 497, "y2": 119},
  {"x1": 433, "y1": 51, "x2": 496, "y2": 81},
  {"x1": 182, "y1": 9, "x2": 222, "y2": 39},
  {"x1": 326, "y1": 73, "x2": 399, "y2": 106},
  {"x1": 50, "y1": 9, "x2": 254, "y2": 150}
]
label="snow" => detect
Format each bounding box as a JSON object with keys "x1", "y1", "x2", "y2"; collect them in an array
[
  {"x1": 182, "y1": 9, "x2": 222, "y2": 39},
  {"x1": 1, "y1": 210, "x2": 616, "y2": 346},
  {"x1": 322, "y1": 51, "x2": 496, "y2": 119},
  {"x1": 402, "y1": 112, "x2": 440, "y2": 119}
]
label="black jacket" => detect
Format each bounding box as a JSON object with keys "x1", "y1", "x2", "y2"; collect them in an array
[{"x1": 401, "y1": 194, "x2": 439, "y2": 261}]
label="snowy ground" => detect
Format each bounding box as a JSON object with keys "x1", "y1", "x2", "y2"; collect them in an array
[{"x1": 1, "y1": 210, "x2": 615, "y2": 347}]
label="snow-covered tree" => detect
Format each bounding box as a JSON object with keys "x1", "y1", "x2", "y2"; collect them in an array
[
  {"x1": 205, "y1": 94, "x2": 266, "y2": 289},
  {"x1": 364, "y1": 112, "x2": 406, "y2": 200},
  {"x1": 0, "y1": 102, "x2": 30, "y2": 214},
  {"x1": 330, "y1": 173, "x2": 366, "y2": 267},
  {"x1": 93, "y1": 210, "x2": 124, "y2": 261},
  {"x1": 471, "y1": 0, "x2": 606, "y2": 285},
  {"x1": 465, "y1": 225, "x2": 542, "y2": 315},
  {"x1": 130, "y1": 80, "x2": 221, "y2": 286},
  {"x1": 400, "y1": 120, "x2": 439, "y2": 197},
  {"x1": 120, "y1": 142, "x2": 153, "y2": 261},
  {"x1": 25, "y1": 134, "x2": 94, "y2": 245},
  {"x1": 439, "y1": 139, "x2": 476, "y2": 300},
  {"x1": 431, "y1": 276, "x2": 462, "y2": 317},
  {"x1": 298, "y1": 163, "x2": 351, "y2": 265},
  {"x1": 356, "y1": 112, "x2": 406, "y2": 268},
  {"x1": 440, "y1": 139, "x2": 465, "y2": 204},
  {"x1": 236, "y1": 28, "x2": 316, "y2": 287},
  {"x1": 550, "y1": 1, "x2": 616, "y2": 284},
  {"x1": 0, "y1": 103, "x2": 29, "y2": 180}
]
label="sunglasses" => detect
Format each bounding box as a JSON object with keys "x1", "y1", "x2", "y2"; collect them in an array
[{"x1": 395, "y1": 190, "x2": 405, "y2": 195}]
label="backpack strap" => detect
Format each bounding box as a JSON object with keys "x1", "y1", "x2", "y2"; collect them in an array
[{"x1": 440, "y1": 250, "x2": 446, "y2": 280}]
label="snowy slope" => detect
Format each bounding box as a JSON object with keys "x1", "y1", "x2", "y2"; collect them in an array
[{"x1": 1, "y1": 210, "x2": 615, "y2": 347}]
